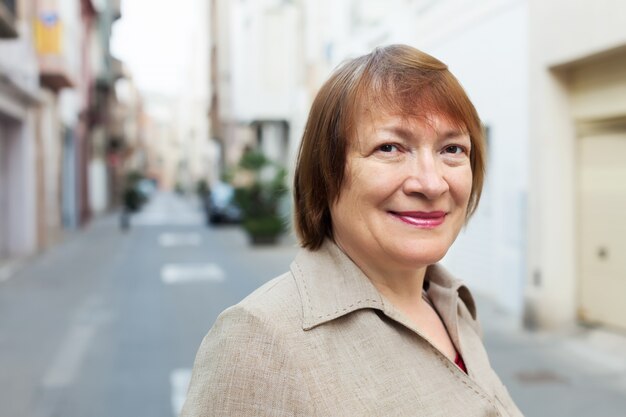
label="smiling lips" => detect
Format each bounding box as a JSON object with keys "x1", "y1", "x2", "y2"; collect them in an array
[{"x1": 390, "y1": 211, "x2": 447, "y2": 228}]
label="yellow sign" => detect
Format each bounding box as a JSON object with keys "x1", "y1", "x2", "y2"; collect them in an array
[{"x1": 34, "y1": 12, "x2": 62, "y2": 54}]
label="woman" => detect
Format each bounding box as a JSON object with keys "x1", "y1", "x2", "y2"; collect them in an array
[{"x1": 181, "y1": 45, "x2": 523, "y2": 416}]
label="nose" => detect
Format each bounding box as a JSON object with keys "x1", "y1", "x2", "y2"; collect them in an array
[{"x1": 401, "y1": 153, "x2": 449, "y2": 199}]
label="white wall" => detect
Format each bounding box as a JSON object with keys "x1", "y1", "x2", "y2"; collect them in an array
[
  {"x1": 216, "y1": 0, "x2": 232, "y2": 123},
  {"x1": 231, "y1": 0, "x2": 299, "y2": 121},
  {"x1": 178, "y1": 0, "x2": 212, "y2": 187}
]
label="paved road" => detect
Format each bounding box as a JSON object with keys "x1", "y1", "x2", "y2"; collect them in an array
[
  {"x1": 0, "y1": 192, "x2": 298, "y2": 417},
  {"x1": 481, "y1": 300, "x2": 626, "y2": 417},
  {"x1": 0, "y1": 191, "x2": 625, "y2": 416}
]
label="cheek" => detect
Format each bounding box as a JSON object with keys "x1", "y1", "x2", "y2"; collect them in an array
[
  {"x1": 450, "y1": 167, "x2": 473, "y2": 205},
  {"x1": 333, "y1": 187, "x2": 363, "y2": 220},
  {"x1": 340, "y1": 162, "x2": 375, "y2": 205},
  {"x1": 330, "y1": 179, "x2": 358, "y2": 228}
]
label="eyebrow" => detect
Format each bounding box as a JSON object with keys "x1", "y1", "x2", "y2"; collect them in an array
[{"x1": 377, "y1": 125, "x2": 469, "y2": 140}]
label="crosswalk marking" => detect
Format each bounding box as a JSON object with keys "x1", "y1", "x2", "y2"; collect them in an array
[
  {"x1": 0, "y1": 258, "x2": 25, "y2": 283},
  {"x1": 41, "y1": 322, "x2": 97, "y2": 388},
  {"x1": 161, "y1": 263, "x2": 225, "y2": 284},
  {"x1": 158, "y1": 233, "x2": 202, "y2": 247},
  {"x1": 132, "y1": 212, "x2": 204, "y2": 226}
]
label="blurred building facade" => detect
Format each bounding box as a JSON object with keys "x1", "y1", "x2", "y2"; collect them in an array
[
  {"x1": 113, "y1": 74, "x2": 146, "y2": 178},
  {"x1": 126, "y1": 0, "x2": 216, "y2": 194},
  {"x1": 176, "y1": 0, "x2": 217, "y2": 192},
  {"x1": 84, "y1": 0, "x2": 124, "y2": 217},
  {"x1": 0, "y1": 0, "x2": 142, "y2": 265},
  {"x1": 0, "y1": 0, "x2": 39, "y2": 262},
  {"x1": 527, "y1": 0, "x2": 626, "y2": 330},
  {"x1": 209, "y1": 0, "x2": 301, "y2": 174},
  {"x1": 35, "y1": 0, "x2": 82, "y2": 238},
  {"x1": 210, "y1": 0, "x2": 626, "y2": 331},
  {"x1": 4, "y1": 0, "x2": 622, "y2": 332},
  {"x1": 209, "y1": 0, "x2": 528, "y2": 316},
  {"x1": 141, "y1": 95, "x2": 178, "y2": 190}
]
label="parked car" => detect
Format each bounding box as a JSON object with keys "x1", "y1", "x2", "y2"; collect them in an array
[
  {"x1": 204, "y1": 181, "x2": 242, "y2": 225},
  {"x1": 136, "y1": 178, "x2": 157, "y2": 200}
]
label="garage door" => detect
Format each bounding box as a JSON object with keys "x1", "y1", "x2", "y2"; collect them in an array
[{"x1": 578, "y1": 131, "x2": 626, "y2": 330}]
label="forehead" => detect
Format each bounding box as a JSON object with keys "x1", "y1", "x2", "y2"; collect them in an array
[
  {"x1": 346, "y1": 70, "x2": 473, "y2": 137},
  {"x1": 352, "y1": 102, "x2": 468, "y2": 138}
]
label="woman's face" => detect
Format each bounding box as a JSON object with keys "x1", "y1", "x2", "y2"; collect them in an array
[{"x1": 330, "y1": 107, "x2": 473, "y2": 273}]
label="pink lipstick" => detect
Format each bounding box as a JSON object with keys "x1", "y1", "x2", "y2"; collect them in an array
[{"x1": 390, "y1": 211, "x2": 446, "y2": 228}]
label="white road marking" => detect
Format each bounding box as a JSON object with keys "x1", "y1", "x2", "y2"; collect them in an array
[
  {"x1": 41, "y1": 295, "x2": 112, "y2": 389},
  {"x1": 132, "y1": 212, "x2": 203, "y2": 226},
  {"x1": 161, "y1": 263, "x2": 225, "y2": 284},
  {"x1": 0, "y1": 258, "x2": 25, "y2": 283},
  {"x1": 41, "y1": 322, "x2": 97, "y2": 388},
  {"x1": 159, "y1": 233, "x2": 202, "y2": 247},
  {"x1": 170, "y1": 368, "x2": 192, "y2": 416}
]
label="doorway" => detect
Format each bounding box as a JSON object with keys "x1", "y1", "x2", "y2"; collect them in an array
[{"x1": 577, "y1": 127, "x2": 626, "y2": 330}]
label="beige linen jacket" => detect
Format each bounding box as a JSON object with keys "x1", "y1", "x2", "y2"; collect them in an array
[{"x1": 181, "y1": 241, "x2": 523, "y2": 417}]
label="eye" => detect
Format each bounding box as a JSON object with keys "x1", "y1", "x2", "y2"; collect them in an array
[
  {"x1": 378, "y1": 144, "x2": 399, "y2": 153},
  {"x1": 443, "y1": 145, "x2": 466, "y2": 155}
]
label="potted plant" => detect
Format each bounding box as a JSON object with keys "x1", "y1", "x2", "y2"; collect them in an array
[
  {"x1": 234, "y1": 151, "x2": 288, "y2": 245},
  {"x1": 120, "y1": 170, "x2": 148, "y2": 231},
  {"x1": 122, "y1": 170, "x2": 148, "y2": 213}
]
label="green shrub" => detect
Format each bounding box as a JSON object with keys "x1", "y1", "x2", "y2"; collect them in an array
[
  {"x1": 122, "y1": 170, "x2": 147, "y2": 211},
  {"x1": 243, "y1": 216, "x2": 285, "y2": 237},
  {"x1": 196, "y1": 179, "x2": 210, "y2": 197},
  {"x1": 233, "y1": 150, "x2": 288, "y2": 243},
  {"x1": 123, "y1": 187, "x2": 143, "y2": 212}
]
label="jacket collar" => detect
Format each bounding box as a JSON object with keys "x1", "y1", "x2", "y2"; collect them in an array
[{"x1": 290, "y1": 240, "x2": 477, "y2": 331}]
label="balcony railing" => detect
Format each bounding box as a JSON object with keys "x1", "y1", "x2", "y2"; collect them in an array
[{"x1": 0, "y1": 0, "x2": 18, "y2": 38}]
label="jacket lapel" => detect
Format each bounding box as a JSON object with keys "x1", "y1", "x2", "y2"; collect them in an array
[{"x1": 290, "y1": 241, "x2": 386, "y2": 330}]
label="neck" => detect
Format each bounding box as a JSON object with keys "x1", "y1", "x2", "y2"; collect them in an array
[
  {"x1": 335, "y1": 241, "x2": 428, "y2": 307},
  {"x1": 365, "y1": 264, "x2": 428, "y2": 310}
]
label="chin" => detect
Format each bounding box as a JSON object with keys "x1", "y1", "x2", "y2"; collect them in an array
[{"x1": 393, "y1": 244, "x2": 450, "y2": 268}]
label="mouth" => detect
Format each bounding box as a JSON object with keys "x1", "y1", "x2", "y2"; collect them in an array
[{"x1": 389, "y1": 211, "x2": 447, "y2": 228}]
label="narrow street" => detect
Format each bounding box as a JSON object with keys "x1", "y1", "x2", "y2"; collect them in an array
[
  {"x1": 1, "y1": 192, "x2": 625, "y2": 417},
  {"x1": 0, "y1": 192, "x2": 298, "y2": 417}
]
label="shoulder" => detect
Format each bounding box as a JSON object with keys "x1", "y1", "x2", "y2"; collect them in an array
[
  {"x1": 180, "y1": 271, "x2": 312, "y2": 416},
  {"x1": 234, "y1": 271, "x2": 303, "y2": 329},
  {"x1": 202, "y1": 271, "x2": 303, "y2": 354}
]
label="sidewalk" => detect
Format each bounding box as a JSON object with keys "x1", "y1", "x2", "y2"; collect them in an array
[
  {"x1": 0, "y1": 256, "x2": 28, "y2": 283},
  {"x1": 477, "y1": 295, "x2": 626, "y2": 417},
  {"x1": 0, "y1": 219, "x2": 91, "y2": 284}
]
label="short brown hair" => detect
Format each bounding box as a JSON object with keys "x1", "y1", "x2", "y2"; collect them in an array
[{"x1": 293, "y1": 44, "x2": 486, "y2": 250}]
